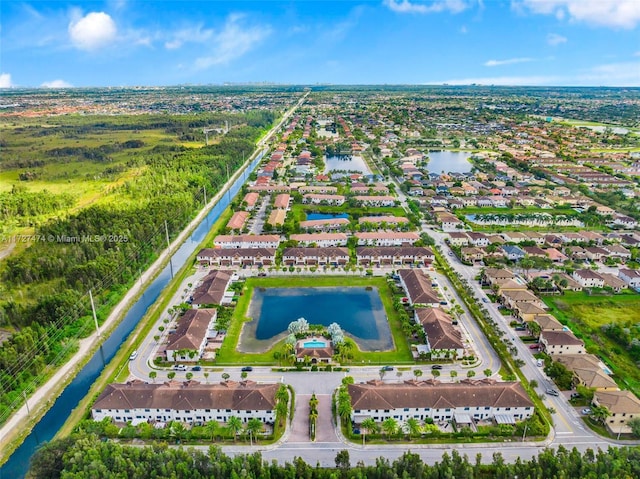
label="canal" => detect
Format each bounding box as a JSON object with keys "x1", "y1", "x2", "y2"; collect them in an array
[{"x1": 0, "y1": 152, "x2": 264, "y2": 479}]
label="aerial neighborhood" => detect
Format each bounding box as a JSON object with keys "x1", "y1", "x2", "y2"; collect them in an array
[{"x1": 2, "y1": 86, "x2": 640, "y2": 475}]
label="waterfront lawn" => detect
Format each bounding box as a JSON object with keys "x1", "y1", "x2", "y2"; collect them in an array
[
  {"x1": 215, "y1": 276, "x2": 413, "y2": 365},
  {"x1": 542, "y1": 291, "x2": 640, "y2": 398}
]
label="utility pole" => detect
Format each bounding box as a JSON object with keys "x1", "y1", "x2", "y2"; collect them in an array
[
  {"x1": 165, "y1": 220, "x2": 174, "y2": 278},
  {"x1": 89, "y1": 289, "x2": 100, "y2": 337},
  {"x1": 23, "y1": 390, "x2": 30, "y2": 416},
  {"x1": 203, "y1": 186, "x2": 207, "y2": 205},
  {"x1": 164, "y1": 220, "x2": 171, "y2": 249}
]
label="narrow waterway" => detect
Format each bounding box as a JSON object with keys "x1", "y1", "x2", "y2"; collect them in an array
[{"x1": 0, "y1": 152, "x2": 264, "y2": 479}]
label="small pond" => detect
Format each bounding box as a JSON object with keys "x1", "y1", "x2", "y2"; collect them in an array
[
  {"x1": 324, "y1": 155, "x2": 371, "y2": 174},
  {"x1": 426, "y1": 150, "x2": 473, "y2": 174},
  {"x1": 238, "y1": 287, "x2": 393, "y2": 352},
  {"x1": 306, "y1": 212, "x2": 349, "y2": 221}
]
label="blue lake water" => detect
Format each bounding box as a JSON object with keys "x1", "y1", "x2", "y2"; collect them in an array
[
  {"x1": 240, "y1": 287, "x2": 393, "y2": 352},
  {"x1": 324, "y1": 155, "x2": 371, "y2": 174},
  {"x1": 306, "y1": 212, "x2": 349, "y2": 221},
  {"x1": 426, "y1": 150, "x2": 473, "y2": 174}
]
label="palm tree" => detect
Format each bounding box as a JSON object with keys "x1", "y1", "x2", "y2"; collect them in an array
[
  {"x1": 204, "y1": 420, "x2": 218, "y2": 442},
  {"x1": 467, "y1": 370, "x2": 476, "y2": 378},
  {"x1": 338, "y1": 396, "x2": 353, "y2": 426},
  {"x1": 203, "y1": 372, "x2": 209, "y2": 383},
  {"x1": 221, "y1": 372, "x2": 230, "y2": 382},
  {"x1": 484, "y1": 368, "x2": 492, "y2": 378},
  {"x1": 246, "y1": 417, "x2": 263, "y2": 445},
  {"x1": 404, "y1": 417, "x2": 421, "y2": 439},
  {"x1": 169, "y1": 421, "x2": 186, "y2": 444},
  {"x1": 413, "y1": 369, "x2": 423, "y2": 379},
  {"x1": 431, "y1": 369, "x2": 440, "y2": 378},
  {"x1": 276, "y1": 385, "x2": 289, "y2": 404},
  {"x1": 590, "y1": 405, "x2": 611, "y2": 425},
  {"x1": 148, "y1": 371, "x2": 157, "y2": 383},
  {"x1": 381, "y1": 417, "x2": 398, "y2": 439},
  {"x1": 167, "y1": 371, "x2": 176, "y2": 380},
  {"x1": 309, "y1": 408, "x2": 318, "y2": 440},
  {"x1": 450, "y1": 370, "x2": 458, "y2": 380},
  {"x1": 360, "y1": 417, "x2": 377, "y2": 446},
  {"x1": 227, "y1": 416, "x2": 243, "y2": 442},
  {"x1": 309, "y1": 393, "x2": 319, "y2": 410}
]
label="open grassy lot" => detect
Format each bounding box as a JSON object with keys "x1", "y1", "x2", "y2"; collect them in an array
[
  {"x1": 542, "y1": 291, "x2": 640, "y2": 397},
  {"x1": 215, "y1": 275, "x2": 413, "y2": 365}
]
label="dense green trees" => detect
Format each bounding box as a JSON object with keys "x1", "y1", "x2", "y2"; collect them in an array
[
  {"x1": 0, "y1": 111, "x2": 275, "y2": 425},
  {"x1": 27, "y1": 433, "x2": 640, "y2": 479}
]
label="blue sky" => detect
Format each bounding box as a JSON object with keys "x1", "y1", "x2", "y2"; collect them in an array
[{"x1": 1, "y1": 0, "x2": 639, "y2": 88}]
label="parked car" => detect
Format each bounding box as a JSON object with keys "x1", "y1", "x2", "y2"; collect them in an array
[
  {"x1": 536, "y1": 359, "x2": 544, "y2": 367},
  {"x1": 173, "y1": 364, "x2": 187, "y2": 371},
  {"x1": 128, "y1": 350, "x2": 138, "y2": 361},
  {"x1": 571, "y1": 393, "x2": 581, "y2": 399},
  {"x1": 431, "y1": 365, "x2": 443, "y2": 370},
  {"x1": 482, "y1": 297, "x2": 489, "y2": 303},
  {"x1": 191, "y1": 366, "x2": 201, "y2": 371},
  {"x1": 529, "y1": 344, "x2": 539, "y2": 349},
  {"x1": 382, "y1": 365, "x2": 394, "y2": 371},
  {"x1": 581, "y1": 408, "x2": 592, "y2": 415},
  {"x1": 241, "y1": 366, "x2": 253, "y2": 372}
]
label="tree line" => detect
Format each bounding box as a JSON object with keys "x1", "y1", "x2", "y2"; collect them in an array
[
  {"x1": 27, "y1": 432, "x2": 640, "y2": 479},
  {"x1": 0, "y1": 111, "x2": 275, "y2": 426}
]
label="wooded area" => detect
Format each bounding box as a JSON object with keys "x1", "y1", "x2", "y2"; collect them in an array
[
  {"x1": 0, "y1": 110, "x2": 276, "y2": 425},
  {"x1": 28, "y1": 433, "x2": 640, "y2": 479}
]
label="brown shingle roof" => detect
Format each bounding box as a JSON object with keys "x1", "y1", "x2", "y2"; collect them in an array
[
  {"x1": 93, "y1": 380, "x2": 278, "y2": 412},
  {"x1": 415, "y1": 308, "x2": 464, "y2": 351},
  {"x1": 166, "y1": 309, "x2": 216, "y2": 351},
  {"x1": 398, "y1": 269, "x2": 439, "y2": 305},
  {"x1": 595, "y1": 390, "x2": 640, "y2": 414},
  {"x1": 192, "y1": 270, "x2": 233, "y2": 305},
  {"x1": 348, "y1": 379, "x2": 533, "y2": 411}
]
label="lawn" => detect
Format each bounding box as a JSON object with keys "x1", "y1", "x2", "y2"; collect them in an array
[
  {"x1": 215, "y1": 275, "x2": 413, "y2": 365},
  {"x1": 543, "y1": 291, "x2": 640, "y2": 397}
]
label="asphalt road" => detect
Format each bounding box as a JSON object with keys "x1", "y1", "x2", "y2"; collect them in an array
[{"x1": 124, "y1": 121, "x2": 639, "y2": 466}]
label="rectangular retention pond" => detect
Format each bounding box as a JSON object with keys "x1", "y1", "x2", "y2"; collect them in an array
[{"x1": 239, "y1": 287, "x2": 393, "y2": 352}]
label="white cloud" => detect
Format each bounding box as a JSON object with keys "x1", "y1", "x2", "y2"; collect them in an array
[
  {"x1": 578, "y1": 61, "x2": 640, "y2": 85},
  {"x1": 194, "y1": 15, "x2": 271, "y2": 70},
  {"x1": 516, "y1": 0, "x2": 640, "y2": 29},
  {"x1": 0, "y1": 73, "x2": 14, "y2": 88},
  {"x1": 68, "y1": 12, "x2": 117, "y2": 50},
  {"x1": 484, "y1": 57, "x2": 534, "y2": 67},
  {"x1": 165, "y1": 25, "x2": 213, "y2": 50},
  {"x1": 41, "y1": 79, "x2": 73, "y2": 88},
  {"x1": 547, "y1": 33, "x2": 567, "y2": 46},
  {"x1": 384, "y1": 0, "x2": 473, "y2": 15}
]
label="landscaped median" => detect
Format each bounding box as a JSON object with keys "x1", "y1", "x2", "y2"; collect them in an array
[
  {"x1": 433, "y1": 248, "x2": 552, "y2": 437},
  {"x1": 214, "y1": 275, "x2": 413, "y2": 365}
]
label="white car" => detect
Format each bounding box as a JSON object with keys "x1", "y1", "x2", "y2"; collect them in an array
[{"x1": 129, "y1": 350, "x2": 138, "y2": 361}]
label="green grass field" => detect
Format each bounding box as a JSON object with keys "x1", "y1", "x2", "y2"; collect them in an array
[
  {"x1": 543, "y1": 291, "x2": 640, "y2": 397},
  {"x1": 215, "y1": 275, "x2": 413, "y2": 365}
]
